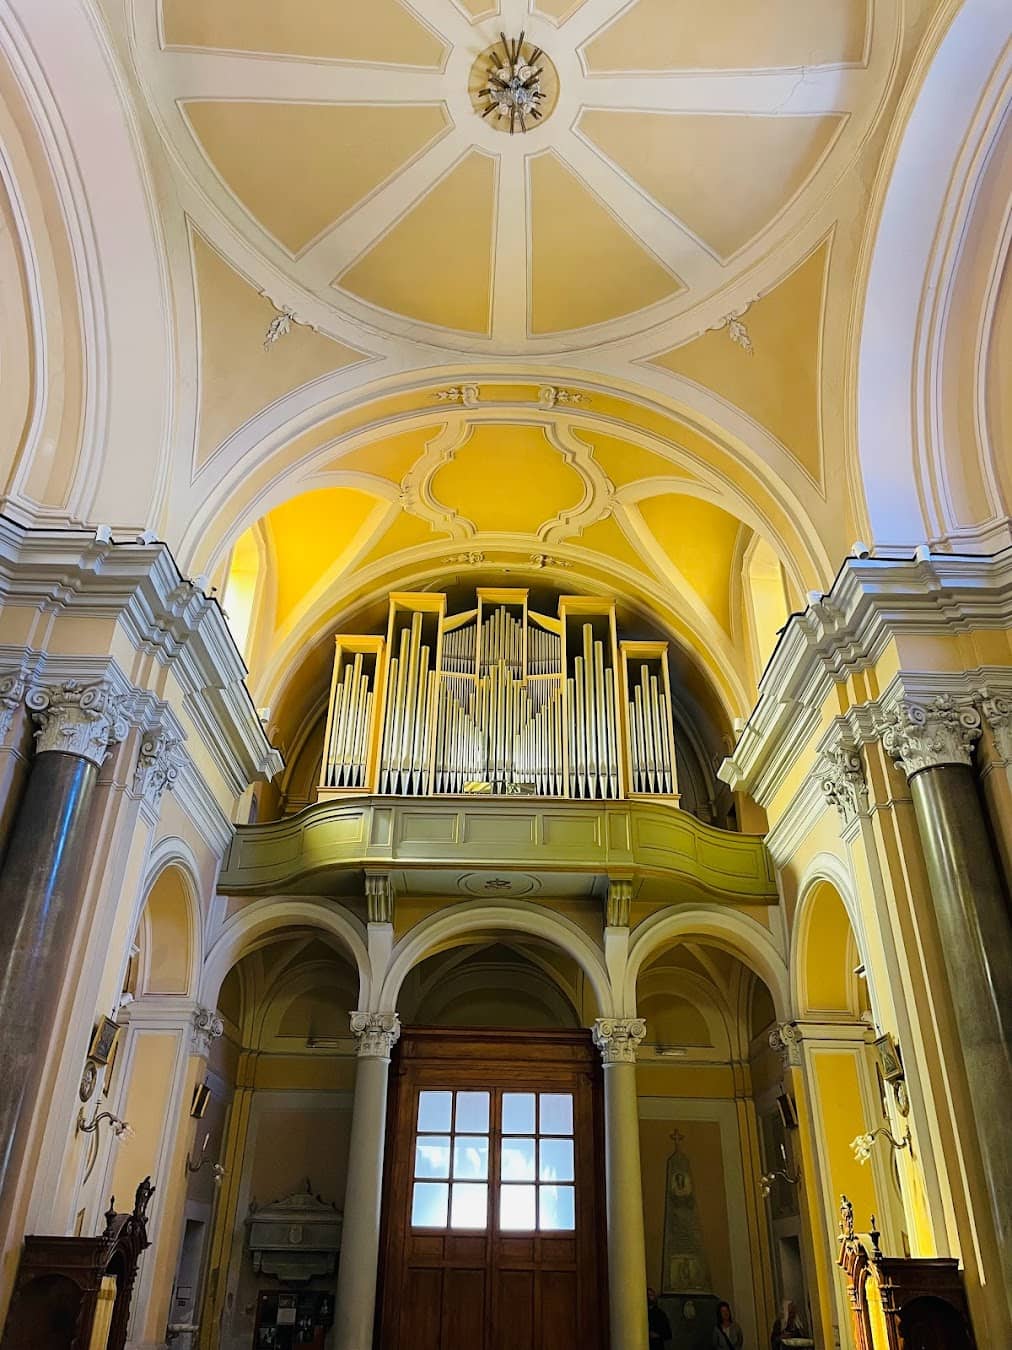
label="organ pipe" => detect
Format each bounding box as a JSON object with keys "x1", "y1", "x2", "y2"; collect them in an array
[{"x1": 320, "y1": 591, "x2": 680, "y2": 803}]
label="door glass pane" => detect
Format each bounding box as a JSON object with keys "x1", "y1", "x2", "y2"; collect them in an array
[
  {"x1": 502, "y1": 1092, "x2": 536, "y2": 1134},
  {"x1": 450, "y1": 1182, "x2": 488, "y2": 1229},
  {"x1": 453, "y1": 1136, "x2": 489, "y2": 1180},
  {"x1": 539, "y1": 1093, "x2": 573, "y2": 1135},
  {"x1": 539, "y1": 1137, "x2": 574, "y2": 1182},
  {"x1": 500, "y1": 1136, "x2": 536, "y2": 1181},
  {"x1": 414, "y1": 1136, "x2": 451, "y2": 1178},
  {"x1": 411, "y1": 1182, "x2": 449, "y2": 1228},
  {"x1": 417, "y1": 1091, "x2": 453, "y2": 1132},
  {"x1": 455, "y1": 1091, "x2": 490, "y2": 1133},
  {"x1": 539, "y1": 1184, "x2": 575, "y2": 1231},
  {"x1": 499, "y1": 1184, "x2": 537, "y2": 1230}
]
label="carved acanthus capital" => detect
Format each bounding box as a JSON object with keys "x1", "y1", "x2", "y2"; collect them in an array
[
  {"x1": 350, "y1": 1012, "x2": 401, "y2": 1060},
  {"x1": 134, "y1": 729, "x2": 184, "y2": 808},
  {"x1": 592, "y1": 1017, "x2": 647, "y2": 1065},
  {"x1": 606, "y1": 879, "x2": 633, "y2": 928},
  {"x1": 0, "y1": 671, "x2": 28, "y2": 742},
  {"x1": 26, "y1": 680, "x2": 129, "y2": 767},
  {"x1": 192, "y1": 1006, "x2": 224, "y2": 1056},
  {"x1": 877, "y1": 694, "x2": 981, "y2": 777},
  {"x1": 769, "y1": 1021, "x2": 804, "y2": 1069},
  {"x1": 980, "y1": 692, "x2": 1012, "y2": 762},
  {"x1": 365, "y1": 873, "x2": 395, "y2": 924},
  {"x1": 819, "y1": 746, "x2": 868, "y2": 827}
]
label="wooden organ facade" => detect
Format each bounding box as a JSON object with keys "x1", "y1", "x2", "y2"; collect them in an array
[{"x1": 318, "y1": 589, "x2": 679, "y2": 804}]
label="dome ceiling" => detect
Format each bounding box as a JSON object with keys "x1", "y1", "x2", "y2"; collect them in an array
[{"x1": 136, "y1": 0, "x2": 889, "y2": 354}]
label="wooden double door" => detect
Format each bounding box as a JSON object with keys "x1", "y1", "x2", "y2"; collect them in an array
[{"x1": 378, "y1": 1028, "x2": 608, "y2": 1350}]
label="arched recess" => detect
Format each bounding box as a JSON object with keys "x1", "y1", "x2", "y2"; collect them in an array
[
  {"x1": 792, "y1": 880, "x2": 867, "y2": 1023},
  {"x1": 624, "y1": 904, "x2": 790, "y2": 1019},
  {"x1": 135, "y1": 861, "x2": 201, "y2": 1000},
  {"x1": 200, "y1": 897, "x2": 371, "y2": 1011},
  {"x1": 379, "y1": 902, "x2": 614, "y2": 1018},
  {"x1": 855, "y1": 0, "x2": 1012, "y2": 551},
  {"x1": 400, "y1": 940, "x2": 583, "y2": 1029}
]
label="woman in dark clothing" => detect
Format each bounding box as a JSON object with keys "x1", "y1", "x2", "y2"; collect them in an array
[
  {"x1": 647, "y1": 1288, "x2": 672, "y2": 1349},
  {"x1": 771, "y1": 1299, "x2": 806, "y2": 1348},
  {"x1": 713, "y1": 1301, "x2": 744, "y2": 1349}
]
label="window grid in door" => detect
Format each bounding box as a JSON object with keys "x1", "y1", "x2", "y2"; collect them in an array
[
  {"x1": 499, "y1": 1090, "x2": 576, "y2": 1232},
  {"x1": 411, "y1": 1089, "x2": 490, "y2": 1231}
]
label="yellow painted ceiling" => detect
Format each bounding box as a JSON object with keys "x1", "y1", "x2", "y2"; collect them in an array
[
  {"x1": 338, "y1": 151, "x2": 496, "y2": 333},
  {"x1": 192, "y1": 230, "x2": 368, "y2": 468},
  {"x1": 577, "y1": 111, "x2": 845, "y2": 260},
  {"x1": 638, "y1": 494, "x2": 745, "y2": 634},
  {"x1": 650, "y1": 240, "x2": 830, "y2": 484},
  {"x1": 529, "y1": 151, "x2": 682, "y2": 333},
  {"x1": 576, "y1": 429, "x2": 696, "y2": 489},
  {"x1": 138, "y1": 0, "x2": 886, "y2": 347},
  {"x1": 432, "y1": 424, "x2": 585, "y2": 533},
  {"x1": 183, "y1": 101, "x2": 451, "y2": 255},
  {"x1": 162, "y1": 0, "x2": 448, "y2": 66},
  {"x1": 267, "y1": 486, "x2": 381, "y2": 629},
  {"x1": 583, "y1": 0, "x2": 866, "y2": 71}
]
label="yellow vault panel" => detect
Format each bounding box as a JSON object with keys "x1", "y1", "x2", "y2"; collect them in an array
[
  {"x1": 192, "y1": 231, "x2": 367, "y2": 469},
  {"x1": 583, "y1": 0, "x2": 866, "y2": 71},
  {"x1": 575, "y1": 429, "x2": 697, "y2": 489},
  {"x1": 650, "y1": 240, "x2": 830, "y2": 484},
  {"x1": 337, "y1": 150, "x2": 496, "y2": 334},
  {"x1": 162, "y1": 0, "x2": 448, "y2": 67},
  {"x1": 325, "y1": 426, "x2": 440, "y2": 484},
  {"x1": 578, "y1": 110, "x2": 845, "y2": 260},
  {"x1": 638, "y1": 494, "x2": 743, "y2": 634},
  {"x1": 183, "y1": 101, "x2": 451, "y2": 255},
  {"x1": 529, "y1": 151, "x2": 682, "y2": 334},
  {"x1": 267, "y1": 486, "x2": 381, "y2": 628},
  {"x1": 432, "y1": 424, "x2": 585, "y2": 534}
]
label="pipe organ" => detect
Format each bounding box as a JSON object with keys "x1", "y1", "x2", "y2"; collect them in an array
[{"x1": 319, "y1": 589, "x2": 680, "y2": 804}]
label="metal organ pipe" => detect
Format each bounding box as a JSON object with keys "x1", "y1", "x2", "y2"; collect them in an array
[{"x1": 627, "y1": 662, "x2": 674, "y2": 794}]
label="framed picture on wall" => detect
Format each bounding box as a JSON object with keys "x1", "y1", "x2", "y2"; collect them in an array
[
  {"x1": 873, "y1": 1033, "x2": 904, "y2": 1083},
  {"x1": 87, "y1": 1016, "x2": 121, "y2": 1066}
]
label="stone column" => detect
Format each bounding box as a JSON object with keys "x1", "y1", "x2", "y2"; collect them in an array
[
  {"x1": 593, "y1": 1017, "x2": 649, "y2": 1350},
  {"x1": 0, "y1": 679, "x2": 127, "y2": 1197},
  {"x1": 879, "y1": 694, "x2": 1012, "y2": 1294},
  {"x1": 334, "y1": 1012, "x2": 400, "y2": 1350}
]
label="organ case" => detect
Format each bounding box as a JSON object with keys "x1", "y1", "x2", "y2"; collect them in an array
[{"x1": 317, "y1": 588, "x2": 680, "y2": 804}]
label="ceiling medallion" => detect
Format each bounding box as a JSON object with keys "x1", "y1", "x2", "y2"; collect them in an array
[{"x1": 473, "y1": 32, "x2": 555, "y2": 134}]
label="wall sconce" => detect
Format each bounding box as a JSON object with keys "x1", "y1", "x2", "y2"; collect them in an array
[
  {"x1": 185, "y1": 1131, "x2": 226, "y2": 1184},
  {"x1": 851, "y1": 1126, "x2": 910, "y2": 1164},
  {"x1": 190, "y1": 1080, "x2": 211, "y2": 1119},
  {"x1": 76, "y1": 1105, "x2": 134, "y2": 1183},
  {"x1": 760, "y1": 1143, "x2": 802, "y2": 1197}
]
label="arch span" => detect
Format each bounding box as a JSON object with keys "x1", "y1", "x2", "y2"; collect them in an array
[{"x1": 378, "y1": 901, "x2": 614, "y2": 1017}]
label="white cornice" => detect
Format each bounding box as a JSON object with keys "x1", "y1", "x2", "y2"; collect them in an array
[
  {"x1": 0, "y1": 518, "x2": 283, "y2": 792},
  {"x1": 720, "y1": 547, "x2": 1012, "y2": 804}
]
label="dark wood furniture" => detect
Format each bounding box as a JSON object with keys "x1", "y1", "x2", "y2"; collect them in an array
[
  {"x1": 1, "y1": 1177, "x2": 154, "y2": 1350},
  {"x1": 838, "y1": 1197, "x2": 976, "y2": 1350},
  {"x1": 378, "y1": 1027, "x2": 608, "y2": 1350}
]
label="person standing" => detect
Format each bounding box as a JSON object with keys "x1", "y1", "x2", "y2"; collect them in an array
[
  {"x1": 713, "y1": 1301, "x2": 744, "y2": 1349},
  {"x1": 647, "y1": 1288, "x2": 672, "y2": 1349}
]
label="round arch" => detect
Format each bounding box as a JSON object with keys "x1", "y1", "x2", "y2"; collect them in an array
[
  {"x1": 134, "y1": 840, "x2": 204, "y2": 999},
  {"x1": 378, "y1": 901, "x2": 614, "y2": 1017},
  {"x1": 790, "y1": 868, "x2": 869, "y2": 1023},
  {"x1": 855, "y1": 0, "x2": 1012, "y2": 550},
  {"x1": 624, "y1": 903, "x2": 790, "y2": 1019},
  {"x1": 200, "y1": 897, "x2": 371, "y2": 1011}
]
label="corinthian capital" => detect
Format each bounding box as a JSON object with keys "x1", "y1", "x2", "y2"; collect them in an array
[
  {"x1": 0, "y1": 671, "x2": 28, "y2": 742},
  {"x1": 592, "y1": 1017, "x2": 647, "y2": 1065},
  {"x1": 769, "y1": 1021, "x2": 804, "y2": 1068},
  {"x1": 877, "y1": 694, "x2": 981, "y2": 777},
  {"x1": 134, "y1": 728, "x2": 183, "y2": 808},
  {"x1": 980, "y1": 692, "x2": 1012, "y2": 762},
  {"x1": 350, "y1": 1011, "x2": 401, "y2": 1059},
  {"x1": 26, "y1": 680, "x2": 129, "y2": 767},
  {"x1": 819, "y1": 746, "x2": 868, "y2": 827},
  {"x1": 191, "y1": 1006, "x2": 224, "y2": 1056}
]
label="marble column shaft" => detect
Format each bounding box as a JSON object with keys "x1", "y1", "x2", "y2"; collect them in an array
[
  {"x1": 909, "y1": 764, "x2": 1012, "y2": 1271},
  {"x1": 0, "y1": 751, "x2": 97, "y2": 1193},
  {"x1": 594, "y1": 1018, "x2": 649, "y2": 1350},
  {"x1": 334, "y1": 1012, "x2": 399, "y2": 1350}
]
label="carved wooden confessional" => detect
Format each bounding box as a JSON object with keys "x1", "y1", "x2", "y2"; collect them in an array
[
  {"x1": 318, "y1": 588, "x2": 679, "y2": 803},
  {"x1": 1, "y1": 1177, "x2": 154, "y2": 1350},
  {"x1": 837, "y1": 1197, "x2": 976, "y2": 1350}
]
